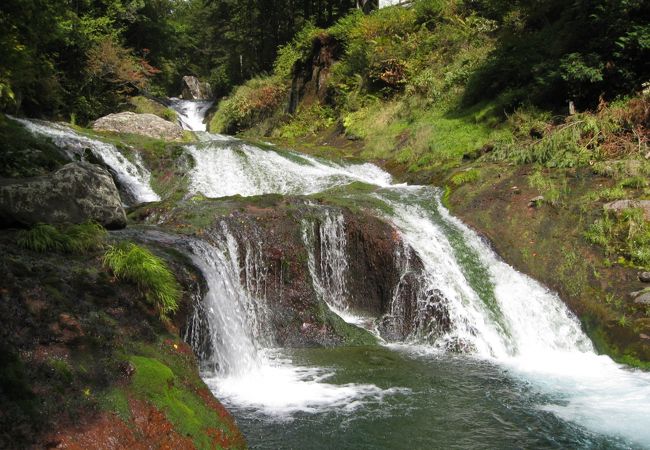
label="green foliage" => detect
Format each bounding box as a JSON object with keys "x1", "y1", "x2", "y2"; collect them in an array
[
  {"x1": 585, "y1": 208, "x2": 650, "y2": 268},
  {"x1": 210, "y1": 77, "x2": 289, "y2": 133},
  {"x1": 274, "y1": 23, "x2": 322, "y2": 80},
  {"x1": 463, "y1": 0, "x2": 650, "y2": 108},
  {"x1": 527, "y1": 169, "x2": 569, "y2": 206},
  {"x1": 277, "y1": 104, "x2": 336, "y2": 139},
  {"x1": 17, "y1": 222, "x2": 107, "y2": 253},
  {"x1": 103, "y1": 243, "x2": 181, "y2": 318},
  {"x1": 450, "y1": 169, "x2": 480, "y2": 186}
]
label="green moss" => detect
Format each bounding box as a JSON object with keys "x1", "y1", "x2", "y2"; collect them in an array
[
  {"x1": 128, "y1": 96, "x2": 177, "y2": 122},
  {"x1": 317, "y1": 304, "x2": 378, "y2": 346},
  {"x1": 98, "y1": 388, "x2": 132, "y2": 422},
  {"x1": 128, "y1": 356, "x2": 232, "y2": 449}
]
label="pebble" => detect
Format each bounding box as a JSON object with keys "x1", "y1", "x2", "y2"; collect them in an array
[{"x1": 638, "y1": 272, "x2": 650, "y2": 283}]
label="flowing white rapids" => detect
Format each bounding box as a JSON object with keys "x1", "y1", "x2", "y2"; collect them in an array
[
  {"x1": 186, "y1": 140, "x2": 393, "y2": 197},
  {"x1": 10, "y1": 117, "x2": 160, "y2": 204},
  {"x1": 185, "y1": 225, "x2": 402, "y2": 417},
  {"x1": 168, "y1": 98, "x2": 213, "y2": 131},
  {"x1": 179, "y1": 130, "x2": 650, "y2": 445}
]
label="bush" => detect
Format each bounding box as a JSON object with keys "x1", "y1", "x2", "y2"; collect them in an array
[
  {"x1": 210, "y1": 76, "x2": 289, "y2": 134},
  {"x1": 17, "y1": 222, "x2": 107, "y2": 253},
  {"x1": 274, "y1": 23, "x2": 322, "y2": 80},
  {"x1": 103, "y1": 243, "x2": 181, "y2": 317}
]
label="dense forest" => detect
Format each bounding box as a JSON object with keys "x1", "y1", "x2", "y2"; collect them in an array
[
  {"x1": 0, "y1": 0, "x2": 357, "y2": 122},
  {"x1": 1, "y1": 0, "x2": 648, "y2": 124}
]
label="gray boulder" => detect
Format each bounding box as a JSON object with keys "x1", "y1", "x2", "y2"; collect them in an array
[
  {"x1": 181, "y1": 76, "x2": 213, "y2": 100},
  {"x1": 92, "y1": 112, "x2": 184, "y2": 141},
  {"x1": 604, "y1": 200, "x2": 650, "y2": 221},
  {"x1": 0, "y1": 162, "x2": 127, "y2": 229},
  {"x1": 634, "y1": 292, "x2": 650, "y2": 305}
]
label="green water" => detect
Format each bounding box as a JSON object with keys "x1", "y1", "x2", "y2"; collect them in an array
[{"x1": 228, "y1": 346, "x2": 632, "y2": 449}]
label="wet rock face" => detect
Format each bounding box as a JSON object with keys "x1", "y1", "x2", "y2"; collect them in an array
[
  {"x1": 0, "y1": 161, "x2": 126, "y2": 229},
  {"x1": 181, "y1": 75, "x2": 213, "y2": 100},
  {"x1": 92, "y1": 111, "x2": 184, "y2": 141}
]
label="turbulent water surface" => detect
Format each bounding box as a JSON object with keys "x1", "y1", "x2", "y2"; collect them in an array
[{"x1": 14, "y1": 103, "x2": 650, "y2": 449}]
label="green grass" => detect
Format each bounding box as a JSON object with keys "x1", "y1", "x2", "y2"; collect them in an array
[
  {"x1": 17, "y1": 222, "x2": 107, "y2": 253},
  {"x1": 103, "y1": 243, "x2": 181, "y2": 318},
  {"x1": 450, "y1": 169, "x2": 480, "y2": 186},
  {"x1": 585, "y1": 208, "x2": 650, "y2": 269}
]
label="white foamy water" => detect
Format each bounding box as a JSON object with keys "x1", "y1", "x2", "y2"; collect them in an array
[
  {"x1": 187, "y1": 226, "x2": 400, "y2": 417},
  {"x1": 168, "y1": 98, "x2": 213, "y2": 132},
  {"x1": 203, "y1": 349, "x2": 403, "y2": 418},
  {"x1": 186, "y1": 141, "x2": 393, "y2": 198},
  {"x1": 10, "y1": 117, "x2": 160, "y2": 204}
]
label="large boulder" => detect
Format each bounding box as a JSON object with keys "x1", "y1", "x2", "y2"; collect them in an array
[
  {"x1": 181, "y1": 76, "x2": 213, "y2": 100},
  {"x1": 0, "y1": 162, "x2": 127, "y2": 229},
  {"x1": 92, "y1": 112, "x2": 184, "y2": 141}
]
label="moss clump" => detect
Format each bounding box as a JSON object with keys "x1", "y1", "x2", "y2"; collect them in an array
[
  {"x1": 17, "y1": 222, "x2": 107, "y2": 253},
  {"x1": 129, "y1": 355, "x2": 239, "y2": 449},
  {"x1": 103, "y1": 243, "x2": 181, "y2": 318}
]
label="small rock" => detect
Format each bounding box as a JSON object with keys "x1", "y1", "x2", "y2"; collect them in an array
[
  {"x1": 634, "y1": 292, "x2": 650, "y2": 305},
  {"x1": 528, "y1": 196, "x2": 544, "y2": 207},
  {"x1": 640, "y1": 333, "x2": 650, "y2": 341},
  {"x1": 119, "y1": 361, "x2": 136, "y2": 378},
  {"x1": 639, "y1": 272, "x2": 650, "y2": 283}
]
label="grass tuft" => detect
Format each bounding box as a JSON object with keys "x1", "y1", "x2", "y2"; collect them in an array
[
  {"x1": 103, "y1": 243, "x2": 181, "y2": 318},
  {"x1": 17, "y1": 222, "x2": 107, "y2": 253}
]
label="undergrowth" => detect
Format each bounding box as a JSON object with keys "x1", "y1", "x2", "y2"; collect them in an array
[
  {"x1": 103, "y1": 242, "x2": 181, "y2": 318},
  {"x1": 584, "y1": 208, "x2": 650, "y2": 269},
  {"x1": 17, "y1": 222, "x2": 107, "y2": 253}
]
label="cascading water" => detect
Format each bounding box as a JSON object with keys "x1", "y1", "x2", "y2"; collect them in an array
[
  {"x1": 185, "y1": 222, "x2": 398, "y2": 417},
  {"x1": 301, "y1": 208, "x2": 351, "y2": 316},
  {"x1": 173, "y1": 104, "x2": 650, "y2": 445},
  {"x1": 168, "y1": 97, "x2": 213, "y2": 132},
  {"x1": 10, "y1": 116, "x2": 160, "y2": 204}
]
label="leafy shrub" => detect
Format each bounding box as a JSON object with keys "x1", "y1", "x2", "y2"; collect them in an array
[
  {"x1": 103, "y1": 242, "x2": 181, "y2": 317},
  {"x1": 210, "y1": 77, "x2": 289, "y2": 133},
  {"x1": 274, "y1": 23, "x2": 322, "y2": 80},
  {"x1": 17, "y1": 222, "x2": 107, "y2": 253}
]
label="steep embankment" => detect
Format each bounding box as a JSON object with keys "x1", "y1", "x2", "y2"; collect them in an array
[{"x1": 208, "y1": 4, "x2": 650, "y2": 365}]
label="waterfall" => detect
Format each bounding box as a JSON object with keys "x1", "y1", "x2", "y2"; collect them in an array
[
  {"x1": 168, "y1": 98, "x2": 213, "y2": 132},
  {"x1": 10, "y1": 117, "x2": 160, "y2": 204},
  {"x1": 302, "y1": 208, "x2": 351, "y2": 316},
  {"x1": 177, "y1": 137, "x2": 650, "y2": 444},
  {"x1": 186, "y1": 220, "x2": 399, "y2": 417},
  {"x1": 185, "y1": 225, "x2": 270, "y2": 376}
]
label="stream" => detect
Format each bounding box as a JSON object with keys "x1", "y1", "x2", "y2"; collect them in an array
[{"x1": 14, "y1": 101, "x2": 650, "y2": 449}]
